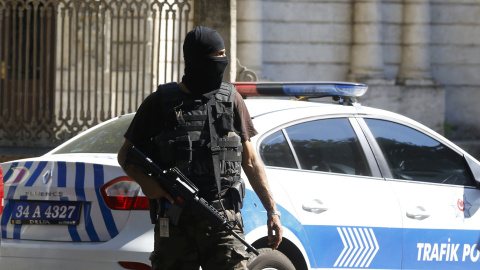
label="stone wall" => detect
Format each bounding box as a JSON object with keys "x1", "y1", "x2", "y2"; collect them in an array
[
  {"x1": 237, "y1": 0, "x2": 480, "y2": 144},
  {"x1": 238, "y1": 0, "x2": 352, "y2": 81},
  {"x1": 430, "y1": 1, "x2": 480, "y2": 140}
]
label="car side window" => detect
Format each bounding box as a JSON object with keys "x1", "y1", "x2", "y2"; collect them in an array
[
  {"x1": 260, "y1": 130, "x2": 297, "y2": 169},
  {"x1": 286, "y1": 118, "x2": 371, "y2": 176},
  {"x1": 365, "y1": 119, "x2": 474, "y2": 186}
]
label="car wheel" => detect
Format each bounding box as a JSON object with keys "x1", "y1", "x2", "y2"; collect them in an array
[{"x1": 247, "y1": 248, "x2": 295, "y2": 270}]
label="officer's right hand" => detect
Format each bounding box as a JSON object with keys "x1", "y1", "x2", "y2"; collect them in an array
[
  {"x1": 267, "y1": 214, "x2": 283, "y2": 249},
  {"x1": 153, "y1": 183, "x2": 174, "y2": 203},
  {"x1": 144, "y1": 175, "x2": 174, "y2": 203}
]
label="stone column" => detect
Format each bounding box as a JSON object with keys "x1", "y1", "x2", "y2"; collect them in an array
[
  {"x1": 397, "y1": 0, "x2": 433, "y2": 85},
  {"x1": 194, "y1": 0, "x2": 237, "y2": 82},
  {"x1": 237, "y1": 0, "x2": 262, "y2": 81},
  {"x1": 348, "y1": 0, "x2": 385, "y2": 83}
]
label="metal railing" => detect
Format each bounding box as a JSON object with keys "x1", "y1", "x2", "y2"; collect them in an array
[{"x1": 0, "y1": 0, "x2": 192, "y2": 147}]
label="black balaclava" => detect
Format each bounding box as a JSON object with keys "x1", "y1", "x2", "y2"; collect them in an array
[{"x1": 181, "y1": 26, "x2": 229, "y2": 95}]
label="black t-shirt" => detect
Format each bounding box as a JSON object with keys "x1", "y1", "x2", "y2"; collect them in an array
[{"x1": 124, "y1": 83, "x2": 258, "y2": 153}]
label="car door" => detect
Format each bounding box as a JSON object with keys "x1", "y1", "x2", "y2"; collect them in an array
[
  {"x1": 258, "y1": 117, "x2": 403, "y2": 269},
  {"x1": 362, "y1": 118, "x2": 480, "y2": 270}
]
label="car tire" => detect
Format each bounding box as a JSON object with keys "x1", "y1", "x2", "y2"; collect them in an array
[{"x1": 247, "y1": 248, "x2": 295, "y2": 270}]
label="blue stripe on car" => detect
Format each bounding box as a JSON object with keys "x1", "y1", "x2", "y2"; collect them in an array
[
  {"x1": 75, "y1": 163, "x2": 86, "y2": 201},
  {"x1": 25, "y1": 161, "x2": 48, "y2": 187},
  {"x1": 6, "y1": 162, "x2": 33, "y2": 199},
  {"x1": 83, "y1": 202, "x2": 100, "y2": 241},
  {"x1": 1, "y1": 200, "x2": 12, "y2": 238},
  {"x1": 57, "y1": 161, "x2": 67, "y2": 187},
  {"x1": 303, "y1": 225, "x2": 403, "y2": 269},
  {"x1": 303, "y1": 226, "x2": 480, "y2": 269},
  {"x1": 2, "y1": 162, "x2": 18, "y2": 181},
  {"x1": 60, "y1": 195, "x2": 82, "y2": 242},
  {"x1": 75, "y1": 162, "x2": 100, "y2": 241},
  {"x1": 58, "y1": 162, "x2": 82, "y2": 241},
  {"x1": 402, "y1": 228, "x2": 480, "y2": 269},
  {"x1": 68, "y1": 224, "x2": 82, "y2": 241},
  {"x1": 93, "y1": 164, "x2": 119, "y2": 238}
]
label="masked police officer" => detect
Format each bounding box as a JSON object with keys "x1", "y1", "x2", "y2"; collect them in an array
[{"x1": 117, "y1": 26, "x2": 282, "y2": 270}]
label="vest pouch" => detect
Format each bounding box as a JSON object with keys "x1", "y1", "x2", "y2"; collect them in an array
[
  {"x1": 218, "y1": 136, "x2": 243, "y2": 177},
  {"x1": 218, "y1": 113, "x2": 234, "y2": 133},
  {"x1": 191, "y1": 144, "x2": 211, "y2": 176},
  {"x1": 215, "y1": 102, "x2": 234, "y2": 133},
  {"x1": 230, "y1": 178, "x2": 245, "y2": 212},
  {"x1": 220, "y1": 159, "x2": 242, "y2": 177}
]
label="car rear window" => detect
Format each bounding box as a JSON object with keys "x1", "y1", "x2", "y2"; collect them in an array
[
  {"x1": 260, "y1": 130, "x2": 297, "y2": 169},
  {"x1": 51, "y1": 114, "x2": 134, "y2": 154}
]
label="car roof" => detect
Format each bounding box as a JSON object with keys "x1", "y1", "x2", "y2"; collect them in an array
[
  {"x1": 244, "y1": 98, "x2": 445, "y2": 139},
  {"x1": 244, "y1": 98, "x2": 396, "y2": 120},
  {"x1": 244, "y1": 98, "x2": 338, "y2": 118}
]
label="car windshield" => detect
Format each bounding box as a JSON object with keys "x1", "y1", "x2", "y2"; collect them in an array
[{"x1": 51, "y1": 114, "x2": 134, "y2": 154}]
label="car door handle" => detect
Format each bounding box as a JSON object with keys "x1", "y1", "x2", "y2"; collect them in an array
[
  {"x1": 406, "y1": 206, "x2": 430, "y2": 220},
  {"x1": 302, "y1": 199, "x2": 328, "y2": 214}
]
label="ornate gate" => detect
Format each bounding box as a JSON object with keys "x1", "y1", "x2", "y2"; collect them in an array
[{"x1": 0, "y1": 0, "x2": 192, "y2": 147}]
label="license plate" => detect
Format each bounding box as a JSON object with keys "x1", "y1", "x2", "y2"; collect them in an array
[{"x1": 11, "y1": 201, "x2": 82, "y2": 225}]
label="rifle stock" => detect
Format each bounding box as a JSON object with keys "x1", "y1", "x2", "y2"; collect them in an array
[{"x1": 127, "y1": 146, "x2": 259, "y2": 255}]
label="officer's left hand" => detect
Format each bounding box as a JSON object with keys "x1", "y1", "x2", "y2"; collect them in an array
[{"x1": 267, "y1": 215, "x2": 282, "y2": 249}]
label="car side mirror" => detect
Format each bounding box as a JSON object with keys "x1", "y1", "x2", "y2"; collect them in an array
[{"x1": 465, "y1": 155, "x2": 480, "y2": 188}]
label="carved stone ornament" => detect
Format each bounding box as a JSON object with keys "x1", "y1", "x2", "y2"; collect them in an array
[{"x1": 236, "y1": 59, "x2": 258, "y2": 82}]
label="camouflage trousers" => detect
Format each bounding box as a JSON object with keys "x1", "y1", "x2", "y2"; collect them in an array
[{"x1": 149, "y1": 207, "x2": 249, "y2": 270}]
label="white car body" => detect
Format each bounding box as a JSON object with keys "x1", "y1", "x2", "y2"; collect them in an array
[{"x1": 1, "y1": 83, "x2": 480, "y2": 270}]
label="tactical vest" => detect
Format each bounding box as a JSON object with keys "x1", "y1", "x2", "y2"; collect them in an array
[{"x1": 153, "y1": 82, "x2": 243, "y2": 201}]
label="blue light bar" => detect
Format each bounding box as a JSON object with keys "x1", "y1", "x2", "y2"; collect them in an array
[
  {"x1": 233, "y1": 82, "x2": 368, "y2": 97},
  {"x1": 282, "y1": 83, "x2": 367, "y2": 97}
]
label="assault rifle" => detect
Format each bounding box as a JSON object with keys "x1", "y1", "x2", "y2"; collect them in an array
[{"x1": 127, "y1": 146, "x2": 259, "y2": 255}]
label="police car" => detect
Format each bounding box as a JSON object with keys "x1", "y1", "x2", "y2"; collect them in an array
[{"x1": 1, "y1": 82, "x2": 479, "y2": 270}]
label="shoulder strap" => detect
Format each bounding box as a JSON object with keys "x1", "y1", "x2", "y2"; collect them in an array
[
  {"x1": 215, "y1": 82, "x2": 236, "y2": 103},
  {"x1": 207, "y1": 82, "x2": 236, "y2": 204},
  {"x1": 156, "y1": 82, "x2": 188, "y2": 127},
  {"x1": 213, "y1": 82, "x2": 236, "y2": 120}
]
